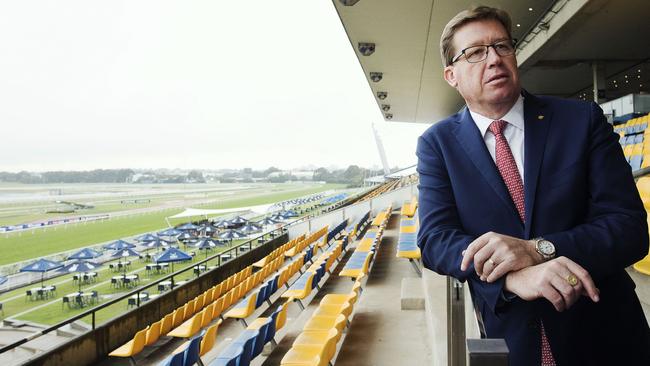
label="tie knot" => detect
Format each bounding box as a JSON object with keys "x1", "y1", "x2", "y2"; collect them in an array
[{"x1": 489, "y1": 120, "x2": 507, "y2": 136}]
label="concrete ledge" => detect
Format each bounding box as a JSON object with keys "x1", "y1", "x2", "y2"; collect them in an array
[{"x1": 401, "y1": 277, "x2": 425, "y2": 310}]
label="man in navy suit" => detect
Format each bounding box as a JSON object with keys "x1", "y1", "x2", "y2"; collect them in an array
[{"x1": 416, "y1": 6, "x2": 650, "y2": 365}]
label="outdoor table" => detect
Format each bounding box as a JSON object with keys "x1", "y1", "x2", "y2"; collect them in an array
[
  {"x1": 73, "y1": 272, "x2": 98, "y2": 283},
  {"x1": 31, "y1": 286, "x2": 55, "y2": 300},
  {"x1": 130, "y1": 293, "x2": 149, "y2": 301},
  {"x1": 145, "y1": 263, "x2": 169, "y2": 273},
  {"x1": 158, "y1": 280, "x2": 173, "y2": 292},
  {"x1": 63, "y1": 292, "x2": 92, "y2": 308},
  {"x1": 112, "y1": 274, "x2": 139, "y2": 287}
]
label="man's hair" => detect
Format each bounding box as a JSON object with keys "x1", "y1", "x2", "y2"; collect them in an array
[{"x1": 440, "y1": 6, "x2": 512, "y2": 67}]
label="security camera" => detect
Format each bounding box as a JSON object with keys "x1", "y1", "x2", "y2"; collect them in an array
[
  {"x1": 377, "y1": 91, "x2": 388, "y2": 100},
  {"x1": 385, "y1": 113, "x2": 393, "y2": 120},
  {"x1": 381, "y1": 104, "x2": 391, "y2": 112},
  {"x1": 358, "y1": 42, "x2": 375, "y2": 56},
  {"x1": 369, "y1": 72, "x2": 383, "y2": 82}
]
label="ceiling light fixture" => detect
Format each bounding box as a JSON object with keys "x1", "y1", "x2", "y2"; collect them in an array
[
  {"x1": 529, "y1": 7, "x2": 533, "y2": 11},
  {"x1": 339, "y1": 0, "x2": 360, "y2": 6},
  {"x1": 385, "y1": 113, "x2": 393, "y2": 120},
  {"x1": 377, "y1": 91, "x2": 388, "y2": 100},
  {"x1": 369, "y1": 72, "x2": 383, "y2": 82},
  {"x1": 381, "y1": 104, "x2": 391, "y2": 112}
]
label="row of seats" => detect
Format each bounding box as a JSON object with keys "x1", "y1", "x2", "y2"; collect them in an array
[
  {"x1": 253, "y1": 235, "x2": 303, "y2": 269},
  {"x1": 397, "y1": 208, "x2": 422, "y2": 276},
  {"x1": 109, "y1": 254, "x2": 283, "y2": 363},
  {"x1": 286, "y1": 226, "x2": 328, "y2": 257},
  {"x1": 280, "y1": 274, "x2": 365, "y2": 366},
  {"x1": 157, "y1": 227, "x2": 339, "y2": 366},
  {"x1": 400, "y1": 197, "x2": 418, "y2": 217},
  {"x1": 340, "y1": 207, "x2": 391, "y2": 280},
  {"x1": 207, "y1": 232, "x2": 351, "y2": 366},
  {"x1": 281, "y1": 238, "x2": 348, "y2": 309},
  {"x1": 615, "y1": 113, "x2": 650, "y2": 171}
]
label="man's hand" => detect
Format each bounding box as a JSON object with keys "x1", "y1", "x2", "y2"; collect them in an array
[
  {"x1": 460, "y1": 232, "x2": 543, "y2": 282},
  {"x1": 504, "y1": 256, "x2": 600, "y2": 312}
]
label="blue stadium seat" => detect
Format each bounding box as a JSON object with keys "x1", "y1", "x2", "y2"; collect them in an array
[{"x1": 631, "y1": 155, "x2": 642, "y2": 171}]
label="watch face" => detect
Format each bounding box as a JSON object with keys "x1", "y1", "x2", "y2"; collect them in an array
[{"x1": 538, "y1": 240, "x2": 555, "y2": 255}]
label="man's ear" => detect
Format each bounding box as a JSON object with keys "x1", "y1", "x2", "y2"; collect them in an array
[{"x1": 443, "y1": 65, "x2": 458, "y2": 88}]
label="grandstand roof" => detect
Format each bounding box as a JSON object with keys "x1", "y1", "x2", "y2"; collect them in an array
[{"x1": 333, "y1": 0, "x2": 650, "y2": 123}]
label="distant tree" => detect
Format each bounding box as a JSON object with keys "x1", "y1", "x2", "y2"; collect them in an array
[
  {"x1": 264, "y1": 167, "x2": 281, "y2": 176},
  {"x1": 187, "y1": 170, "x2": 205, "y2": 183}
]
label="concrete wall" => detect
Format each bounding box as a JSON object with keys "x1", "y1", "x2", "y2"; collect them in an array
[{"x1": 21, "y1": 234, "x2": 289, "y2": 366}]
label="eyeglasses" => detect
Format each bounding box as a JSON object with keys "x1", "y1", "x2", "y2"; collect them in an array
[{"x1": 450, "y1": 39, "x2": 516, "y2": 64}]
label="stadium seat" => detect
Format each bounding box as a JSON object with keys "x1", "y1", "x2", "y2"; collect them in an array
[
  {"x1": 144, "y1": 320, "x2": 162, "y2": 346},
  {"x1": 633, "y1": 254, "x2": 650, "y2": 275},
  {"x1": 200, "y1": 319, "x2": 223, "y2": 357},
  {"x1": 108, "y1": 328, "x2": 147, "y2": 364},
  {"x1": 168, "y1": 310, "x2": 205, "y2": 338},
  {"x1": 224, "y1": 292, "x2": 258, "y2": 327}
]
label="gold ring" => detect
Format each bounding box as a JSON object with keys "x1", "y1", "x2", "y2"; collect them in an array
[
  {"x1": 488, "y1": 258, "x2": 496, "y2": 266},
  {"x1": 566, "y1": 273, "x2": 578, "y2": 286}
]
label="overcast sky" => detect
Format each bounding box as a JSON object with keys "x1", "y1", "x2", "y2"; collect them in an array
[{"x1": 0, "y1": 1, "x2": 430, "y2": 173}]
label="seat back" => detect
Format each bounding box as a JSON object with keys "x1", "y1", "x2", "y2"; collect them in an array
[
  {"x1": 131, "y1": 328, "x2": 148, "y2": 356},
  {"x1": 163, "y1": 350, "x2": 185, "y2": 366},
  {"x1": 212, "y1": 296, "x2": 225, "y2": 319},
  {"x1": 275, "y1": 301, "x2": 290, "y2": 331},
  {"x1": 145, "y1": 320, "x2": 161, "y2": 346},
  {"x1": 183, "y1": 332, "x2": 204, "y2": 366},
  {"x1": 200, "y1": 319, "x2": 222, "y2": 357},
  {"x1": 254, "y1": 285, "x2": 268, "y2": 309},
  {"x1": 238, "y1": 330, "x2": 259, "y2": 366},
  {"x1": 161, "y1": 313, "x2": 174, "y2": 335},
  {"x1": 202, "y1": 302, "x2": 215, "y2": 327}
]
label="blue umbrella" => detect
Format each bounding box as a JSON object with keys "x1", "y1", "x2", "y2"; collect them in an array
[
  {"x1": 270, "y1": 213, "x2": 286, "y2": 221},
  {"x1": 239, "y1": 223, "x2": 262, "y2": 234},
  {"x1": 141, "y1": 238, "x2": 173, "y2": 251},
  {"x1": 158, "y1": 228, "x2": 182, "y2": 237},
  {"x1": 194, "y1": 238, "x2": 220, "y2": 258},
  {"x1": 218, "y1": 229, "x2": 245, "y2": 240},
  {"x1": 281, "y1": 210, "x2": 298, "y2": 218},
  {"x1": 199, "y1": 225, "x2": 217, "y2": 235},
  {"x1": 111, "y1": 247, "x2": 141, "y2": 276},
  {"x1": 58, "y1": 261, "x2": 102, "y2": 292},
  {"x1": 257, "y1": 217, "x2": 279, "y2": 226},
  {"x1": 155, "y1": 247, "x2": 192, "y2": 274},
  {"x1": 136, "y1": 233, "x2": 159, "y2": 242},
  {"x1": 229, "y1": 216, "x2": 248, "y2": 225},
  {"x1": 212, "y1": 220, "x2": 229, "y2": 229},
  {"x1": 20, "y1": 258, "x2": 63, "y2": 287},
  {"x1": 177, "y1": 223, "x2": 200, "y2": 231},
  {"x1": 176, "y1": 232, "x2": 197, "y2": 242},
  {"x1": 68, "y1": 248, "x2": 102, "y2": 261},
  {"x1": 104, "y1": 239, "x2": 136, "y2": 250}
]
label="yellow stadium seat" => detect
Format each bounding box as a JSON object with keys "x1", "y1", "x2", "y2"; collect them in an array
[
  {"x1": 168, "y1": 310, "x2": 205, "y2": 338},
  {"x1": 200, "y1": 319, "x2": 223, "y2": 357},
  {"x1": 633, "y1": 254, "x2": 650, "y2": 275},
  {"x1": 144, "y1": 320, "x2": 162, "y2": 346},
  {"x1": 160, "y1": 312, "x2": 174, "y2": 336},
  {"x1": 109, "y1": 328, "x2": 147, "y2": 360},
  {"x1": 224, "y1": 292, "x2": 258, "y2": 326}
]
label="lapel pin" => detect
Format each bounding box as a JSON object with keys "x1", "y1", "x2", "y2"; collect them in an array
[{"x1": 537, "y1": 115, "x2": 544, "y2": 120}]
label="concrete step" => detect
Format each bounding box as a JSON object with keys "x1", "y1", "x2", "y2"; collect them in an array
[{"x1": 401, "y1": 277, "x2": 425, "y2": 310}]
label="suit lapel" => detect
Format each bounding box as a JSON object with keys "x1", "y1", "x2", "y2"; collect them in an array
[
  {"x1": 452, "y1": 107, "x2": 520, "y2": 219},
  {"x1": 523, "y1": 92, "x2": 552, "y2": 238}
]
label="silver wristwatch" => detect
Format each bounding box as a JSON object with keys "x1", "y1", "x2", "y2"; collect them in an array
[{"x1": 534, "y1": 237, "x2": 556, "y2": 261}]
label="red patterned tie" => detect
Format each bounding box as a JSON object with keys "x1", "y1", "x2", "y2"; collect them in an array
[{"x1": 488, "y1": 120, "x2": 556, "y2": 365}]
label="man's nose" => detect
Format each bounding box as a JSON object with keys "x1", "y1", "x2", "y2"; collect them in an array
[{"x1": 485, "y1": 46, "x2": 503, "y2": 67}]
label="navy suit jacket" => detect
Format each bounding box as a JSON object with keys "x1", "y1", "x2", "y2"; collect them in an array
[{"x1": 416, "y1": 91, "x2": 650, "y2": 365}]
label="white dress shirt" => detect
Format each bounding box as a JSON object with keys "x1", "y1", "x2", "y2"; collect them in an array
[{"x1": 469, "y1": 95, "x2": 525, "y2": 183}]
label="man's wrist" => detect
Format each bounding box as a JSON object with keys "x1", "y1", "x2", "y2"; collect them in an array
[{"x1": 527, "y1": 239, "x2": 545, "y2": 264}]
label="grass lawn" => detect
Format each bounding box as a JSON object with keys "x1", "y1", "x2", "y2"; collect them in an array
[
  {"x1": 3, "y1": 239, "x2": 250, "y2": 326},
  {"x1": 0, "y1": 183, "x2": 342, "y2": 266}
]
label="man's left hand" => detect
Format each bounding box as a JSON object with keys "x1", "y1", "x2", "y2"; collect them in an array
[{"x1": 460, "y1": 232, "x2": 544, "y2": 282}]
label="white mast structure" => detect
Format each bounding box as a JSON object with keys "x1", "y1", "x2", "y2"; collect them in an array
[{"x1": 372, "y1": 123, "x2": 391, "y2": 177}]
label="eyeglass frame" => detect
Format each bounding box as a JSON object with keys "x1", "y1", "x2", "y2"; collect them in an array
[{"x1": 450, "y1": 38, "x2": 518, "y2": 65}]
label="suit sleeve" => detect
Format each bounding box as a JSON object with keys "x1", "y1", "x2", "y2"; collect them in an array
[
  {"x1": 544, "y1": 102, "x2": 648, "y2": 280},
  {"x1": 416, "y1": 133, "x2": 506, "y2": 314}
]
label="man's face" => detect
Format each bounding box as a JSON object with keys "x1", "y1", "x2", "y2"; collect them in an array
[{"x1": 444, "y1": 19, "x2": 520, "y2": 112}]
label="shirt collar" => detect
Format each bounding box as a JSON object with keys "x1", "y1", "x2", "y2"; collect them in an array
[{"x1": 469, "y1": 94, "x2": 525, "y2": 137}]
